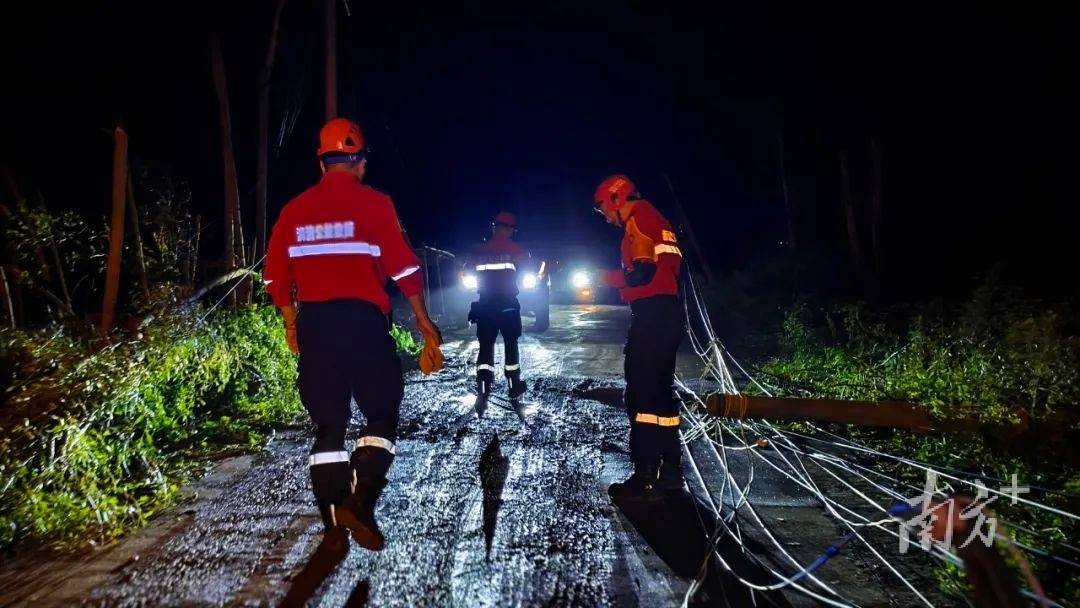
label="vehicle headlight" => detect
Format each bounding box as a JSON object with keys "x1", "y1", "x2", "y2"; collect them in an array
[
  {"x1": 571, "y1": 271, "x2": 591, "y2": 289},
  {"x1": 462, "y1": 274, "x2": 478, "y2": 290},
  {"x1": 522, "y1": 272, "x2": 538, "y2": 289}
]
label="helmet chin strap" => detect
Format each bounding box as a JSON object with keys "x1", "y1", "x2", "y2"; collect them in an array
[{"x1": 614, "y1": 204, "x2": 629, "y2": 227}]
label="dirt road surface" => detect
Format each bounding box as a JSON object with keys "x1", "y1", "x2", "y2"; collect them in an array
[{"x1": 0, "y1": 305, "x2": 946, "y2": 607}]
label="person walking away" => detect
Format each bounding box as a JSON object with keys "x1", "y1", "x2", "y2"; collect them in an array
[
  {"x1": 264, "y1": 118, "x2": 443, "y2": 551},
  {"x1": 463, "y1": 210, "x2": 530, "y2": 400}
]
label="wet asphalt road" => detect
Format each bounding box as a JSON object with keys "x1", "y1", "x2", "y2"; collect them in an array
[{"x1": 0, "y1": 305, "x2": 945, "y2": 607}]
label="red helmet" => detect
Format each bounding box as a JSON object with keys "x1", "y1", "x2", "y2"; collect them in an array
[
  {"x1": 493, "y1": 210, "x2": 517, "y2": 228},
  {"x1": 317, "y1": 118, "x2": 365, "y2": 157},
  {"x1": 594, "y1": 174, "x2": 636, "y2": 211}
]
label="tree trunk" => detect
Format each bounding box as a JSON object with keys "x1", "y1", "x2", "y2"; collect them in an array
[
  {"x1": 0, "y1": 266, "x2": 15, "y2": 329},
  {"x1": 99, "y1": 126, "x2": 128, "y2": 339},
  {"x1": 325, "y1": 0, "x2": 337, "y2": 120},
  {"x1": 34, "y1": 193, "x2": 74, "y2": 315},
  {"x1": 870, "y1": 139, "x2": 883, "y2": 273},
  {"x1": 256, "y1": 0, "x2": 287, "y2": 263},
  {"x1": 210, "y1": 32, "x2": 249, "y2": 304},
  {"x1": 126, "y1": 172, "x2": 151, "y2": 303},
  {"x1": 840, "y1": 151, "x2": 864, "y2": 275},
  {"x1": 777, "y1": 131, "x2": 796, "y2": 249}
]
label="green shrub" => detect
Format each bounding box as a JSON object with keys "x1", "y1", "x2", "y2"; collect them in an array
[
  {"x1": 390, "y1": 323, "x2": 422, "y2": 355},
  {"x1": 0, "y1": 305, "x2": 302, "y2": 551}
]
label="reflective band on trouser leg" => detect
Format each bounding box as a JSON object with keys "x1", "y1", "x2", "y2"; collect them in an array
[
  {"x1": 634, "y1": 412, "x2": 681, "y2": 427},
  {"x1": 504, "y1": 364, "x2": 520, "y2": 371},
  {"x1": 356, "y1": 436, "x2": 396, "y2": 454},
  {"x1": 309, "y1": 450, "x2": 351, "y2": 466},
  {"x1": 477, "y1": 364, "x2": 496, "y2": 372}
]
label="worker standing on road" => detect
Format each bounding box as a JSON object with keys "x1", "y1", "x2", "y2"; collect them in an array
[
  {"x1": 464, "y1": 211, "x2": 530, "y2": 400},
  {"x1": 264, "y1": 118, "x2": 444, "y2": 552},
  {"x1": 593, "y1": 175, "x2": 687, "y2": 501}
]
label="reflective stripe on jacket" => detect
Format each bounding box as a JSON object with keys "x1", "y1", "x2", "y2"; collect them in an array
[{"x1": 264, "y1": 171, "x2": 422, "y2": 313}]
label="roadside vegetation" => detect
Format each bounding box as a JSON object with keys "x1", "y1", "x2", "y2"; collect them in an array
[
  {"x1": 0, "y1": 178, "x2": 421, "y2": 553},
  {"x1": 751, "y1": 283, "x2": 1080, "y2": 603}
]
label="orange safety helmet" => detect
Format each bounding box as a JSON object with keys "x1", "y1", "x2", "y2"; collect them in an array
[
  {"x1": 493, "y1": 210, "x2": 517, "y2": 228},
  {"x1": 594, "y1": 174, "x2": 637, "y2": 213},
  {"x1": 317, "y1": 118, "x2": 366, "y2": 158}
]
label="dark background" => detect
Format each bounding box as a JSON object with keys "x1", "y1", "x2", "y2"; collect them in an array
[{"x1": 2, "y1": 1, "x2": 1076, "y2": 302}]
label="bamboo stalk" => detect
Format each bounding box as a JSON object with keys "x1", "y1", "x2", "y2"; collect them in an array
[
  {"x1": 0, "y1": 266, "x2": 15, "y2": 329},
  {"x1": 36, "y1": 193, "x2": 74, "y2": 316},
  {"x1": 325, "y1": 0, "x2": 337, "y2": 120},
  {"x1": 99, "y1": 126, "x2": 128, "y2": 339},
  {"x1": 256, "y1": 0, "x2": 287, "y2": 262},
  {"x1": 211, "y1": 32, "x2": 249, "y2": 304},
  {"x1": 126, "y1": 173, "x2": 151, "y2": 303},
  {"x1": 840, "y1": 151, "x2": 864, "y2": 274}
]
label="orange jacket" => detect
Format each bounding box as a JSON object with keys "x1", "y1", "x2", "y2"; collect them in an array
[
  {"x1": 264, "y1": 172, "x2": 422, "y2": 313},
  {"x1": 603, "y1": 200, "x2": 682, "y2": 302}
]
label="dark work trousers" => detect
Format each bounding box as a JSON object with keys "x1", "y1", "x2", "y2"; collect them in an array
[
  {"x1": 624, "y1": 295, "x2": 684, "y2": 473},
  {"x1": 297, "y1": 299, "x2": 403, "y2": 527},
  {"x1": 475, "y1": 296, "x2": 522, "y2": 383}
]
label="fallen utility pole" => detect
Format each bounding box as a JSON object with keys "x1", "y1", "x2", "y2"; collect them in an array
[{"x1": 705, "y1": 392, "x2": 988, "y2": 434}]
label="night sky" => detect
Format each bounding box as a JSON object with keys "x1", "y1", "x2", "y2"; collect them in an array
[{"x1": 2, "y1": 2, "x2": 1076, "y2": 301}]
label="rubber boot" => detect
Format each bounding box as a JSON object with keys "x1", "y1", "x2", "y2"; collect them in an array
[
  {"x1": 507, "y1": 370, "x2": 527, "y2": 400},
  {"x1": 657, "y1": 455, "x2": 690, "y2": 498},
  {"x1": 308, "y1": 453, "x2": 351, "y2": 529},
  {"x1": 608, "y1": 460, "x2": 661, "y2": 503},
  {"x1": 477, "y1": 369, "x2": 494, "y2": 397},
  {"x1": 337, "y1": 478, "x2": 388, "y2": 550},
  {"x1": 316, "y1": 524, "x2": 349, "y2": 557},
  {"x1": 657, "y1": 431, "x2": 690, "y2": 497},
  {"x1": 336, "y1": 447, "x2": 394, "y2": 551}
]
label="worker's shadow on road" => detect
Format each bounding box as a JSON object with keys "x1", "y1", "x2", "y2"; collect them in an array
[
  {"x1": 279, "y1": 533, "x2": 371, "y2": 608},
  {"x1": 612, "y1": 493, "x2": 794, "y2": 607},
  {"x1": 479, "y1": 435, "x2": 510, "y2": 559}
]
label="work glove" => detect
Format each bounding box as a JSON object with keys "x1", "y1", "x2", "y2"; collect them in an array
[
  {"x1": 279, "y1": 305, "x2": 299, "y2": 355},
  {"x1": 417, "y1": 317, "x2": 444, "y2": 375},
  {"x1": 601, "y1": 269, "x2": 626, "y2": 289}
]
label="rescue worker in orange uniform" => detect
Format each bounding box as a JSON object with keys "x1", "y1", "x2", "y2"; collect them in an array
[
  {"x1": 464, "y1": 211, "x2": 529, "y2": 400},
  {"x1": 264, "y1": 118, "x2": 443, "y2": 551},
  {"x1": 593, "y1": 175, "x2": 688, "y2": 501}
]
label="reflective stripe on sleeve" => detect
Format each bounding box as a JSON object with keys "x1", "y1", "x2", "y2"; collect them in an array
[
  {"x1": 309, "y1": 450, "x2": 351, "y2": 466},
  {"x1": 356, "y1": 436, "x2": 396, "y2": 454},
  {"x1": 475, "y1": 262, "x2": 517, "y2": 271},
  {"x1": 288, "y1": 241, "x2": 382, "y2": 258},
  {"x1": 391, "y1": 265, "x2": 420, "y2": 280},
  {"x1": 654, "y1": 244, "x2": 682, "y2": 257},
  {"x1": 634, "y1": 413, "x2": 681, "y2": 427}
]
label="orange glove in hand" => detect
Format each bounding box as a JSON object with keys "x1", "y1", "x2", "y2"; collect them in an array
[
  {"x1": 280, "y1": 306, "x2": 299, "y2": 355},
  {"x1": 417, "y1": 317, "x2": 444, "y2": 375}
]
